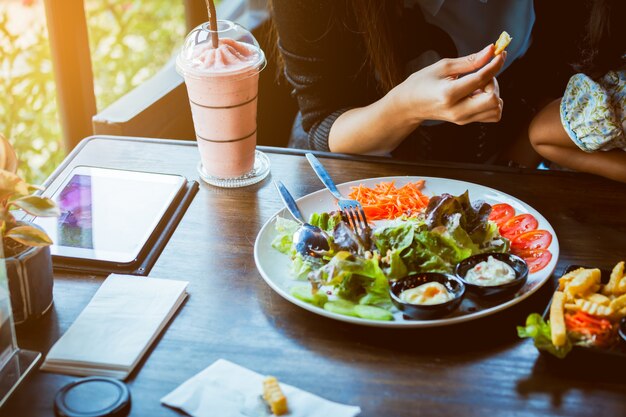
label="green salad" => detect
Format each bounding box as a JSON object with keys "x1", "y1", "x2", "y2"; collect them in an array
[{"x1": 272, "y1": 191, "x2": 509, "y2": 321}]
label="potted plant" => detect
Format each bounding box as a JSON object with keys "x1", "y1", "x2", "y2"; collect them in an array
[{"x1": 0, "y1": 134, "x2": 59, "y2": 325}]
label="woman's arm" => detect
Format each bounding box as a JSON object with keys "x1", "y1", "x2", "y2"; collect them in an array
[
  {"x1": 529, "y1": 99, "x2": 626, "y2": 183},
  {"x1": 272, "y1": 2, "x2": 505, "y2": 154},
  {"x1": 330, "y1": 47, "x2": 506, "y2": 154}
]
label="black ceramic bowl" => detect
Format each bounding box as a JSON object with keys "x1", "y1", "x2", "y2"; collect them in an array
[
  {"x1": 619, "y1": 317, "x2": 626, "y2": 344},
  {"x1": 455, "y1": 252, "x2": 529, "y2": 298},
  {"x1": 389, "y1": 273, "x2": 465, "y2": 320}
]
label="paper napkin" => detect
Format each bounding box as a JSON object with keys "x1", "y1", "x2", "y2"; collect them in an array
[
  {"x1": 42, "y1": 274, "x2": 188, "y2": 379},
  {"x1": 161, "y1": 359, "x2": 361, "y2": 417}
]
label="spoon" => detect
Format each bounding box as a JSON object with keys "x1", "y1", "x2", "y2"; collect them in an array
[
  {"x1": 274, "y1": 180, "x2": 330, "y2": 258},
  {"x1": 619, "y1": 317, "x2": 626, "y2": 344}
]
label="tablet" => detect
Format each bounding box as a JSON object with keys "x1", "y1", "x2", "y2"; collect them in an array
[{"x1": 34, "y1": 166, "x2": 187, "y2": 267}]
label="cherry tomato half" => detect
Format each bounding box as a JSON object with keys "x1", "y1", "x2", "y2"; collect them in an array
[
  {"x1": 517, "y1": 249, "x2": 552, "y2": 273},
  {"x1": 488, "y1": 203, "x2": 515, "y2": 226},
  {"x1": 511, "y1": 230, "x2": 553, "y2": 253},
  {"x1": 500, "y1": 214, "x2": 538, "y2": 239}
]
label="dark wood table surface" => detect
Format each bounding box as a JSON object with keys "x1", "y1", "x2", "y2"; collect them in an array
[{"x1": 3, "y1": 136, "x2": 626, "y2": 417}]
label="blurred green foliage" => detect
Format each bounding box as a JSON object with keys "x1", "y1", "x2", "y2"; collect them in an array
[
  {"x1": 0, "y1": 9, "x2": 62, "y2": 185},
  {"x1": 0, "y1": 0, "x2": 186, "y2": 184},
  {"x1": 85, "y1": 0, "x2": 186, "y2": 110}
]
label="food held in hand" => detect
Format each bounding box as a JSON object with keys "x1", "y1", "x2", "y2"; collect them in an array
[
  {"x1": 464, "y1": 255, "x2": 516, "y2": 286},
  {"x1": 399, "y1": 282, "x2": 453, "y2": 305},
  {"x1": 263, "y1": 376, "x2": 288, "y2": 416},
  {"x1": 494, "y1": 31, "x2": 512, "y2": 55}
]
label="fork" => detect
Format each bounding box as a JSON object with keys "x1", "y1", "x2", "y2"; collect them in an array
[{"x1": 305, "y1": 153, "x2": 369, "y2": 234}]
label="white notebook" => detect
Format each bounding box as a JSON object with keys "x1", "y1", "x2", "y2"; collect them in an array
[{"x1": 41, "y1": 274, "x2": 188, "y2": 379}]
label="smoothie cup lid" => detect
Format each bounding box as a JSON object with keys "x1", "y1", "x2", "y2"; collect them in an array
[{"x1": 177, "y1": 20, "x2": 266, "y2": 80}]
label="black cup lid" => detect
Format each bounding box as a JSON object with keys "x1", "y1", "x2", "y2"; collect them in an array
[{"x1": 55, "y1": 377, "x2": 131, "y2": 417}]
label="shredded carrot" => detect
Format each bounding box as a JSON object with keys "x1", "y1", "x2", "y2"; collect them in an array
[
  {"x1": 348, "y1": 181, "x2": 430, "y2": 221},
  {"x1": 564, "y1": 311, "x2": 615, "y2": 346}
]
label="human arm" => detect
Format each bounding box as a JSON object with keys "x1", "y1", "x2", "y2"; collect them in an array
[
  {"x1": 330, "y1": 46, "x2": 505, "y2": 154},
  {"x1": 529, "y1": 99, "x2": 626, "y2": 183},
  {"x1": 272, "y1": 2, "x2": 504, "y2": 154}
]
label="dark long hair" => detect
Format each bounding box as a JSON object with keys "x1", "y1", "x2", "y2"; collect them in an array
[
  {"x1": 577, "y1": 0, "x2": 626, "y2": 78},
  {"x1": 347, "y1": 0, "x2": 403, "y2": 93},
  {"x1": 267, "y1": 0, "x2": 403, "y2": 93}
]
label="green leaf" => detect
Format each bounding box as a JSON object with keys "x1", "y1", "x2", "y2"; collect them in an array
[
  {"x1": 517, "y1": 313, "x2": 573, "y2": 359},
  {"x1": 11, "y1": 196, "x2": 59, "y2": 217},
  {"x1": 6, "y1": 225, "x2": 53, "y2": 247}
]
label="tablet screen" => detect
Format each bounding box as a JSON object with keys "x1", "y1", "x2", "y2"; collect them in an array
[{"x1": 34, "y1": 167, "x2": 186, "y2": 264}]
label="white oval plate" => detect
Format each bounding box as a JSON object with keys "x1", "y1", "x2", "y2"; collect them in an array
[{"x1": 254, "y1": 176, "x2": 559, "y2": 328}]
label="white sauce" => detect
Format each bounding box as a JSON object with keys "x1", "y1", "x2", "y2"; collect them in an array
[
  {"x1": 400, "y1": 282, "x2": 453, "y2": 305},
  {"x1": 464, "y1": 256, "x2": 516, "y2": 286}
]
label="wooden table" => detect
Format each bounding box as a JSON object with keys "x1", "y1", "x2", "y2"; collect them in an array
[{"x1": 4, "y1": 136, "x2": 626, "y2": 417}]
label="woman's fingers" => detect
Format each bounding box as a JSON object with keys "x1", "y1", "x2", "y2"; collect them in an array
[
  {"x1": 483, "y1": 77, "x2": 500, "y2": 96},
  {"x1": 457, "y1": 105, "x2": 503, "y2": 125},
  {"x1": 446, "y1": 90, "x2": 502, "y2": 124},
  {"x1": 438, "y1": 44, "x2": 494, "y2": 77},
  {"x1": 449, "y1": 53, "x2": 506, "y2": 101}
]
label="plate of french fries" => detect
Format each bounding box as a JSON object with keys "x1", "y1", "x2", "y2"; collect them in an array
[{"x1": 518, "y1": 262, "x2": 626, "y2": 358}]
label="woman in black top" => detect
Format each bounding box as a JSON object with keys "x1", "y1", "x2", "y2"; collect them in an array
[{"x1": 270, "y1": 1, "x2": 585, "y2": 165}]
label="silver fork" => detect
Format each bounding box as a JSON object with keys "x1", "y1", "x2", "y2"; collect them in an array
[{"x1": 305, "y1": 153, "x2": 369, "y2": 234}]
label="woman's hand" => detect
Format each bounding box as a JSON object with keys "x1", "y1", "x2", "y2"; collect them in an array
[
  {"x1": 390, "y1": 44, "x2": 506, "y2": 126},
  {"x1": 328, "y1": 44, "x2": 506, "y2": 154}
]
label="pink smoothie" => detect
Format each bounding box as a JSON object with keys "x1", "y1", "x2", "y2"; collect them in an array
[{"x1": 179, "y1": 33, "x2": 264, "y2": 178}]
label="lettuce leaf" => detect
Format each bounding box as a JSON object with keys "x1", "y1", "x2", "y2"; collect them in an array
[
  {"x1": 517, "y1": 313, "x2": 572, "y2": 359},
  {"x1": 425, "y1": 191, "x2": 492, "y2": 245},
  {"x1": 272, "y1": 217, "x2": 300, "y2": 254},
  {"x1": 373, "y1": 221, "x2": 415, "y2": 255},
  {"x1": 309, "y1": 211, "x2": 343, "y2": 233},
  {"x1": 310, "y1": 251, "x2": 391, "y2": 308},
  {"x1": 480, "y1": 221, "x2": 510, "y2": 253}
]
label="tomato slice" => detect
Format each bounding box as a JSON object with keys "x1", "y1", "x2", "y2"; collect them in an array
[
  {"x1": 511, "y1": 230, "x2": 553, "y2": 253},
  {"x1": 500, "y1": 214, "x2": 538, "y2": 239},
  {"x1": 517, "y1": 249, "x2": 552, "y2": 273},
  {"x1": 488, "y1": 203, "x2": 515, "y2": 226}
]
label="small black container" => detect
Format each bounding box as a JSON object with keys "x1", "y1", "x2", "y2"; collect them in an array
[
  {"x1": 455, "y1": 253, "x2": 528, "y2": 298},
  {"x1": 389, "y1": 273, "x2": 465, "y2": 320},
  {"x1": 618, "y1": 317, "x2": 626, "y2": 344},
  {"x1": 55, "y1": 376, "x2": 131, "y2": 417}
]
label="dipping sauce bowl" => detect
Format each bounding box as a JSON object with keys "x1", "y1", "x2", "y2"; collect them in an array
[
  {"x1": 389, "y1": 273, "x2": 465, "y2": 320},
  {"x1": 455, "y1": 253, "x2": 529, "y2": 298}
]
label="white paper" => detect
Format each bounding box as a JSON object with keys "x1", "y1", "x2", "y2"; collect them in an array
[
  {"x1": 42, "y1": 274, "x2": 188, "y2": 379},
  {"x1": 161, "y1": 359, "x2": 361, "y2": 417}
]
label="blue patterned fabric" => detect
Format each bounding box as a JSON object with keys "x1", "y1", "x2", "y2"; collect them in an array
[{"x1": 560, "y1": 70, "x2": 626, "y2": 152}]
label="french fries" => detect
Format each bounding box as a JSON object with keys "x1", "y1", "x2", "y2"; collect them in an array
[
  {"x1": 550, "y1": 262, "x2": 626, "y2": 349},
  {"x1": 603, "y1": 261, "x2": 624, "y2": 295},
  {"x1": 263, "y1": 376, "x2": 288, "y2": 416},
  {"x1": 610, "y1": 293, "x2": 626, "y2": 312},
  {"x1": 494, "y1": 31, "x2": 512, "y2": 55},
  {"x1": 559, "y1": 267, "x2": 585, "y2": 290},
  {"x1": 550, "y1": 291, "x2": 567, "y2": 347},
  {"x1": 566, "y1": 268, "x2": 601, "y2": 296},
  {"x1": 574, "y1": 299, "x2": 613, "y2": 317},
  {"x1": 584, "y1": 293, "x2": 611, "y2": 306}
]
